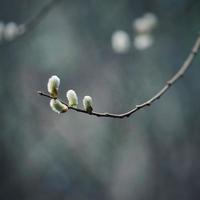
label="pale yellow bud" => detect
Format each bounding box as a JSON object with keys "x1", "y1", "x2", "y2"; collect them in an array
[
  {"x1": 111, "y1": 30, "x2": 130, "y2": 53},
  {"x1": 4, "y1": 22, "x2": 19, "y2": 41},
  {"x1": 47, "y1": 75, "x2": 60, "y2": 97},
  {"x1": 133, "y1": 13, "x2": 158, "y2": 34},
  {"x1": 50, "y1": 99, "x2": 68, "y2": 114},
  {"x1": 66, "y1": 89, "x2": 78, "y2": 108},
  {"x1": 83, "y1": 96, "x2": 93, "y2": 113},
  {"x1": 133, "y1": 34, "x2": 154, "y2": 50}
]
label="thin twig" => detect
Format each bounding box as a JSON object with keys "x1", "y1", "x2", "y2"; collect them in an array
[
  {"x1": 38, "y1": 34, "x2": 200, "y2": 118},
  {"x1": 1, "y1": 0, "x2": 63, "y2": 46}
]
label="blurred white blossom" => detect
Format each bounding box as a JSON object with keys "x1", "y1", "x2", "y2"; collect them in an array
[
  {"x1": 133, "y1": 34, "x2": 154, "y2": 50},
  {"x1": 50, "y1": 99, "x2": 68, "y2": 114},
  {"x1": 133, "y1": 13, "x2": 158, "y2": 34},
  {"x1": 66, "y1": 89, "x2": 78, "y2": 108},
  {"x1": 0, "y1": 21, "x2": 25, "y2": 42},
  {"x1": 83, "y1": 96, "x2": 93, "y2": 113},
  {"x1": 47, "y1": 75, "x2": 60, "y2": 97},
  {"x1": 111, "y1": 30, "x2": 130, "y2": 53},
  {"x1": 3, "y1": 22, "x2": 19, "y2": 41}
]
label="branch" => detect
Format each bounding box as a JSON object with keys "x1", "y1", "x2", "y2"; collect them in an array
[
  {"x1": 38, "y1": 34, "x2": 200, "y2": 118},
  {"x1": 1, "y1": 0, "x2": 63, "y2": 46}
]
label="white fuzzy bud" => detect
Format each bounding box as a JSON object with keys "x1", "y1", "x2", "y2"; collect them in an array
[
  {"x1": 83, "y1": 96, "x2": 93, "y2": 113},
  {"x1": 133, "y1": 13, "x2": 158, "y2": 34},
  {"x1": 66, "y1": 89, "x2": 78, "y2": 108},
  {"x1": 133, "y1": 34, "x2": 154, "y2": 50},
  {"x1": 50, "y1": 99, "x2": 68, "y2": 114},
  {"x1": 3, "y1": 22, "x2": 19, "y2": 41},
  {"x1": 47, "y1": 75, "x2": 60, "y2": 97},
  {"x1": 111, "y1": 30, "x2": 130, "y2": 54}
]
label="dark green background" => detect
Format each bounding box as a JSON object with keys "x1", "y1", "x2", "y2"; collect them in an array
[{"x1": 0, "y1": 0, "x2": 200, "y2": 199}]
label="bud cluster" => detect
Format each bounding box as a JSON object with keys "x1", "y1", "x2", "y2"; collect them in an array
[
  {"x1": 47, "y1": 75, "x2": 93, "y2": 114},
  {"x1": 111, "y1": 12, "x2": 158, "y2": 52}
]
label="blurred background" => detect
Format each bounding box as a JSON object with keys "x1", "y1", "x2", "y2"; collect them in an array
[{"x1": 0, "y1": 0, "x2": 200, "y2": 199}]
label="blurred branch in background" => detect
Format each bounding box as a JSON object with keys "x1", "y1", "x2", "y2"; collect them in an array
[
  {"x1": 38, "y1": 33, "x2": 200, "y2": 118},
  {"x1": 0, "y1": 0, "x2": 63, "y2": 46}
]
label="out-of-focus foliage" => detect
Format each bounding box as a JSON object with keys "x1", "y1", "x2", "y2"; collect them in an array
[{"x1": 0, "y1": 0, "x2": 200, "y2": 200}]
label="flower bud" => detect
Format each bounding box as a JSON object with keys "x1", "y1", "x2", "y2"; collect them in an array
[
  {"x1": 47, "y1": 75, "x2": 60, "y2": 97},
  {"x1": 3, "y1": 22, "x2": 19, "y2": 41},
  {"x1": 111, "y1": 30, "x2": 130, "y2": 54},
  {"x1": 50, "y1": 99, "x2": 68, "y2": 113},
  {"x1": 132, "y1": 13, "x2": 158, "y2": 34},
  {"x1": 133, "y1": 34, "x2": 154, "y2": 50},
  {"x1": 66, "y1": 89, "x2": 78, "y2": 108},
  {"x1": 83, "y1": 96, "x2": 93, "y2": 113}
]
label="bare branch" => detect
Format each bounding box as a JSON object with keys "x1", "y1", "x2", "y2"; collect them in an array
[
  {"x1": 1, "y1": 0, "x2": 63, "y2": 46},
  {"x1": 38, "y1": 34, "x2": 200, "y2": 119}
]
